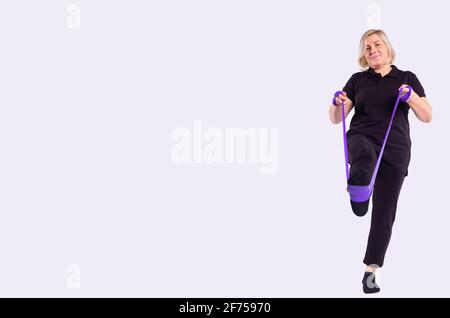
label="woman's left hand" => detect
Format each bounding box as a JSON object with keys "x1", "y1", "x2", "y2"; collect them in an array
[{"x1": 399, "y1": 84, "x2": 413, "y2": 101}]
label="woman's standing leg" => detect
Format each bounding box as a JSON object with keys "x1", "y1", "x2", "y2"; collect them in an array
[
  {"x1": 363, "y1": 160, "x2": 406, "y2": 268},
  {"x1": 361, "y1": 160, "x2": 405, "y2": 293}
]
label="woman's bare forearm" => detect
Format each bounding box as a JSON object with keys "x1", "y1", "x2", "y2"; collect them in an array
[
  {"x1": 329, "y1": 101, "x2": 353, "y2": 124},
  {"x1": 408, "y1": 93, "x2": 432, "y2": 123}
]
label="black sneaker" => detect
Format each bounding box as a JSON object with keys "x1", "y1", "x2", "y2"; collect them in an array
[
  {"x1": 362, "y1": 271, "x2": 380, "y2": 294},
  {"x1": 350, "y1": 199, "x2": 370, "y2": 217}
]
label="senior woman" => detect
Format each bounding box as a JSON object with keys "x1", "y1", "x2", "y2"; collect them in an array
[{"x1": 329, "y1": 29, "x2": 432, "y2": 294}]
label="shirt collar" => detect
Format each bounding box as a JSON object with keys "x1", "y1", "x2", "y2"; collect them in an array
[{"x1": 367, "y1": 65, "x2": 401, "y2": 79}]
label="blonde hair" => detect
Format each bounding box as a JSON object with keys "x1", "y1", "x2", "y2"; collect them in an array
[{"x1": 358, "y1": 29, "x2": 396, "y2": 69}]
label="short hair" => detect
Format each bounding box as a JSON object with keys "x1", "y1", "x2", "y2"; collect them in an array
[{"x1": 358, "y1": 29, "x2": 396, "y2": 69}]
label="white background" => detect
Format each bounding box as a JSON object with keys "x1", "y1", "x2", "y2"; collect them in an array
[{"x1": 0, "y1": 0, "x2": 448, "y2": 297}]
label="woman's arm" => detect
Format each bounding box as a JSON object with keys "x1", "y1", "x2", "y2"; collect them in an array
[
  {"x1": 328, "y1": 94, "x2": 354, "y2": 124},
  {"x1": 407, "y1": 93, "x2": 432, "y2": 123},
  {"x1": 400, "y1": 85, "x2": 432, "y2": 123}
]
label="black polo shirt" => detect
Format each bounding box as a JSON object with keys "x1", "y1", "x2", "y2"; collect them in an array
[{"x1": 343, "y1": 65, "x2": 426, "y2": 176}]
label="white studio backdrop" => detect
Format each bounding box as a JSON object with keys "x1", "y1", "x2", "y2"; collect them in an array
[{"x1": 0, "y1": 0, "x2": 448, "y2": 297}]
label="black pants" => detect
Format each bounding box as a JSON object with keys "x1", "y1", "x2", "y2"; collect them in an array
[{"x1": 348, "y1": 134, "x2": 406, "y2": 267}]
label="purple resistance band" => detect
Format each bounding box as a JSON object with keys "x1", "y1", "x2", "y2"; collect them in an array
[{"x1": 333, "y1": 86, "x2": 412, "y2": 202}]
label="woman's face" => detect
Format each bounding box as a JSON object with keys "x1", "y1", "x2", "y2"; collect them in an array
[{"x1": 364, "y1": 33, "x2": 389, "y2": 69}]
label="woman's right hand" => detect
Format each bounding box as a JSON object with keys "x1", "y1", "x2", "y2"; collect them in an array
[
  {"x1": 329, "y1": 91, "x2": 354, "y2": 124},
  {"x1": 334, "y1": 91, "x2": 349, "y2": 107}
]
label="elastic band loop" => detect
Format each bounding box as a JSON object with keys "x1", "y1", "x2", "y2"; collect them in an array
[
  {"x1": 332, "y1": 91, "x2": 343, "y2": 107},
  {"x1": 400, "y1": 85, "x2": 413, "y2": 103}
]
